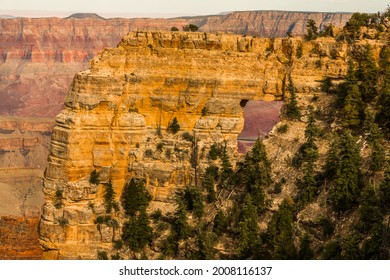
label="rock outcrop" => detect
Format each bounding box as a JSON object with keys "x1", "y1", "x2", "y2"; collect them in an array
[
  {"x1": 38, "y1": 30, "x2": 386, "y2": 259},
  {"x1": 0, "y1": 11, "x2": 352, "y2": 117}
]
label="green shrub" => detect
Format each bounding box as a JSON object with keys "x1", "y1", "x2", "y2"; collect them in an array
[
  {"x1": 157, "y1": 142, "x2": 164, "y2": 151},
  {"x1": 167, "y1": 117, "x2": 180, "y2": 134},
  {"x1": 181, "y1": 132, "x2": 194, "y2": 143},
  {"x1": 209, "y1": 143, "x2": 223, "y2": 160},
  {"x1": 171, "y1": 27, "x2": 179, "y2": 31},
  {"x1": 97, "y1": 250, "x2": 108, "y2": 260},
  {"x1": 144, "y1": 149, "x2": 153, "y2": 158},
  {"x1": 277, "y1": 124, "x2": 289, "y2": 134},
  {"x1": 89, "y1": 170, "x2": 100, "y2": 185},
  {"x1": 54, "y1": 189, "x2": 63, "y2": 209}
]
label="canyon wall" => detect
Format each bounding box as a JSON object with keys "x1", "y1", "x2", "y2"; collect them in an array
[
  {"x1": 0, "y1": 11, "x2": 351, "y2": 118},
  {"x1": 37, "y1": 30, "x2": 368, "y2": 259}
]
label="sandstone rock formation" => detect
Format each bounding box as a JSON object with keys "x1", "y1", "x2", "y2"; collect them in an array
[
  {"x1": 0, "y1": 11, "x2": 351, "y2": 117},
  {"x1": 37, "y1": 30, "x2": 387, "y2": 259}
]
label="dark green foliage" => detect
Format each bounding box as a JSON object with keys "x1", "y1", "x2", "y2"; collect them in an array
[
  {"x1": 321, "y1": 77, "x2": 333, "y2": 93},
  {"x1": 321, "y1": 240, "x2": 342, "y2": 259},
  {"x1": 304, "y1": 19, "x2": 318, "y2": 41},
  {"x1": 89, "y1": 169, "x2": 100, "y2": 185},
  {"x1": 113, "y1": 239, "x2": 123, "y2": 250},
  {"x1": 213, "y1": 210, "x2": 228, "y2": 235},
  {"x1": 171, "y1": 199, "x2": 190, "y2": 240},
  {"x1": 238, "y1": 195, "x2": 262, "y2": 258},
  {"x1": 284, "y1": 74, "x2": 301, "y2": 120},
  {"x1": 341, "y1": 234, "x2": 361, "y2": 259},
  {"x1": 191, "y1": 226, "x2": 216, "y2": 260},
  {"x1": 203, "y1": 165, "x2": 218, "y2": 203},
  {"x1": 220, "y1": 145, "x2": 233, "y2": 181},
  {"x1": 344, "y1": 13, "x2": 371, "y2": 40},
  {"x1": 104, "y1": 180, "x2": 115, "y2": 214},
  {"x1": 276, "y1": 124, "x2": 288, "y2": 133},
  {"x1": 122, "y1": 209, "x2": 153, "y2": 252},
  {"x1": 209, "y1": 143, "x2": 223, "y2": 160},
  {"x1": 150, "y1": 209, "x2": 163, "y2": 222},
  {"x1": 171, "y1": 27, "x2": 179, "y2": 31},
  {"x1": 319, "y1": 217, "x2": 335, "y2": 239},
  {"x1": 54, "y1": 189, "x2": 63, "y2": 209},
  {"x1": 181, "y1": 132, "x2": 194, "y2": 143},
  {"x1": 121, "y1": 178, "x2": 151, "y2": 217},
  {"x1": 356, "y1": 46, "x2": 379, "y2": 102},
  {"x1": 97, "y1": 250, "x2": 108, "y2": 260},
  {"x1": 144, "y1": 149, "x2": 153, "y2": 158},
  {"x1": 365, "y1": 114, "x2": 386, "y2": 171},
  {"x1": 341, "y1": 84, "x2": 364, "y2": 129},
  {"x1": 94, "y1": 215, "x2": 118, "y2": 228},
  {"x1": 357, "y1": 187, "x2": 383, "y2": 234},
  {"x1": 58, "y1": 217, "x2": 68, "y2": 227},
  {"x1": 327, "y1": 131, "x2": 362, "y2": 212},
  {"x1": 380, "y1": 165, "x2": 390, "y2": 212},
  {"x1": 296, "y1": 43, "x2": 303, "y2": 58},
  {"x1": 157, "y1": 142, "x2": 164, "y2": 151},
  {"x1": 377, "y1": 44, "x2": 390, "y2": 132},
  {"x1": 201, "y1": 107, "x2": 207, "y2": 116},
  {"x1": 167, "y1": 117, "x2": 180, "y2": 134},
  {"x1": 111, "y1": 253, "x2": 122, "y2": 260},
  {"x1": 319, "y1": 24, "x2": 334, "y2": 37},
  {"x1": 237, "y1": 139, "x2": 271, "y2": 213},
  {"x1": 183, "y1": 24, "x2": 199, "y2": 32},
  {"x1": 182, "y1": 186, "x2": 204, "y2": 218},
  {"x1": 299, "y1": 234, "x2": 314, "y2": 259},
  {"x1": 265, "y1": 198, "x2": 297, "y2": 259},
  {"x1": 297, "y1": 107, "x2": 319, "y2": 206}
]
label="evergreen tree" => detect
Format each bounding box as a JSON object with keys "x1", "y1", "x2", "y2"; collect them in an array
[
  {"x1": 380, "y1": 165, "x2": 390, "y2": 213},
  {"x1": 183, "y1": 186, "x2": 204, "y2": 218},
  {"x1": 297, "y1": 107, "x2": 319, "y2": 206},
  {"x1": 304, "y1": 19, "x2": 318, "y2": 41},
  {"x1": 213, "y1": 210, "x2": 228, "y2": 235},
  {"x1": 121, "y1": 178, "x2": 152, "y2": 216},
  {"x1": 328, "y1": 131, "x2": 362, "y2": 212},
  {"x1": 172, "y1": 199, "x2": 190, "y2": 240},
  {"x1": 299, "y1": 234, "x2": 314, "y2": 260},
  {"x1": 104, "y1": 180, "x2": 115, "y2": 214},
  {"x1": 356, "y1": 45, "x2": 379, "y2": 102},
  {"x1": 122, "y1": 208, "x2": 153, "y2": 252},
  {"x1": 341, "y1": 84, "x2": 364, "y2": 130},
  {"x1": 284, "y1": 74, "x2": 301, "y2": 120},
  {"x1": 238, "y1": 138, "x2": 271, "y2": 212},
  {"x1": 238, "y1": 195, "x2": 262, "y2": 258},
  {"x1": 265, "y1": 198, "x2": 297, "y2": 259},
  {"x1": 365, "y1": 113, "x2": 386, "y2": 171},
  {"x1": 167, "y1": 117, "x2": 180, "y2": 134},
  {"x1": 192, "y1": 225, "x2": 216, "y2": 260},
  {"x1": 220, "y1": 144, "x2": 233, "y2": 181}
]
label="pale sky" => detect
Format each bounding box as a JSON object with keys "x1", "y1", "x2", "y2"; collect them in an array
[{"x1": 1, "y1": 0, "x2": 389, "y2": 18}]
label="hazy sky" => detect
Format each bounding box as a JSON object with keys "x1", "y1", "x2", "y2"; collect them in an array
[{"x1": 1, "y1": 0, "x2": 389, "y2": 17}]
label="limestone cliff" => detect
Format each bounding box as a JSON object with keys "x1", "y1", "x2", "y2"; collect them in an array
[{"x1": 39, "y1": 29, "x2": 390, "y2": 259}]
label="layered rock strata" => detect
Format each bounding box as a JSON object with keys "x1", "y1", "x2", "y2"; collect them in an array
[{"x1": 39, "y1": 31, "x2": 385, "y2": 259}]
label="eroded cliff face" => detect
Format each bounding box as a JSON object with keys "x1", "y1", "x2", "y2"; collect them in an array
[
  {"x1": 39, "y1": 31, "x2": 383, "y2": 259},
  {"x1": 0, "y1": 11, "x2": 351, "y2": 117}
]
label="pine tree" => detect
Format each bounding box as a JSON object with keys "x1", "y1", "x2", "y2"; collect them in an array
[
  {"x1": 122, "y1": 208, "x2": 153, "y2": 252},
  {"x1": 121, "y1": 178, "x2": 151, "y2": 216},
  {"x1": 238, "y1": 195, "x2": 262, "y2": 258},
  {"x1": 304, "y1": 19, "x2": 318, "y2": 41},
  {"x1": 238, "y1": 138, "x2": 271, "y2": 212},
  {"x1": 220, "y1": 144, "x2": 233, "y2": 181},
  {"x1": 167, "y1": 117, "x2": 180, "y2": 134},
  {"x1": 172, "y1": 199, "x2": 190, "y2": 240},
  {"x1": 328, "y1": 131, "x2": 362, "y2": 212},
  {"x1": 341, "y1": 84, "x2": 364, "y2": 130},
  {"x1": 284, "y1": 74, "x2": 301, "y2": 120},
  {"x1": 299, "y1": 234, "x2": 314, "y2": 260},
  {"x1": 104, "y1": 180, "x2": 115, "y2": 214},
  {"x1": 265, "y1": 198, "x2": 297, "y2": 259},
  {"x1": 297, "y1": 107, "x2": 319, "y2": 206}
]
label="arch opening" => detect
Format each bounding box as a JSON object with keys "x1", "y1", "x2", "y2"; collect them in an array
[{"x1": 237, "y1": 100, "x2": 283, "y2": 153}]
